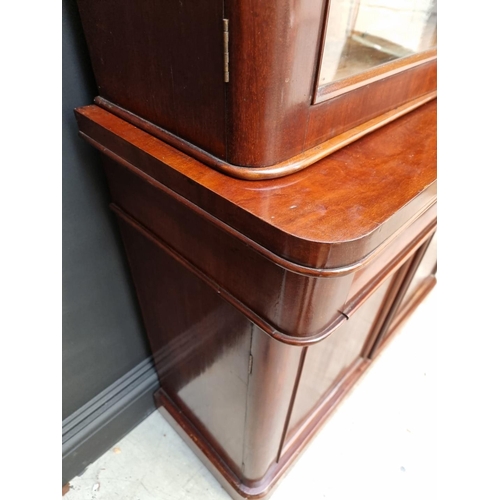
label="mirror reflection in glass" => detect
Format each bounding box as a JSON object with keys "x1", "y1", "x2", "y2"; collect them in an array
[{"x1": 318, "y1": 0, "x2": 437, "y2": 89}]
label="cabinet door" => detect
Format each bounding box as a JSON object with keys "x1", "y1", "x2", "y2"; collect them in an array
[
  {"x1": 280, "y1": 230, "x2": 436, "y2": 452},
  {"x1": 366, "y1": 232, "x2": 437, "y2": 358},
  {"x1": 284, "y1": 269, "x2": 400, "y2": 447},
  {"x1": 397, "y1": 232, "x2": 437, "y2": 315}
]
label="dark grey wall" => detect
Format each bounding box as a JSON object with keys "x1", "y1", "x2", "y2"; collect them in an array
[{"x1": 62, "y1": 0, "x2": 152, "y2": 423}]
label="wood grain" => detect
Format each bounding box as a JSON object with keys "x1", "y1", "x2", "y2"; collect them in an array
[
  {"x1": 315, "y1": 50, "x2": 436, "y2": 102},
  {"x1": 367, "y1": 234, "x2": 436, "y2": 358},
  {"x1": 76, "y1": 0, "x2": 226, "y2": 158},
  {"x1": 77, "y1": 0, "x2": 437, "y2": 168},
  {"x1": 73, "y1": 100, "x2": 436, "y2": 341},
  {"x1": 95, "y1": 92, "x2": 435, "y2": 180},
  {"x1": 75, "y1": 100, "x2": 437, "y2": 270},
  {"x1": 74, "y1": 94, "x2": 437, "y2": 500}
]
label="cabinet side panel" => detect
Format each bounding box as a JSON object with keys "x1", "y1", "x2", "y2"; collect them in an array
[
  {"x1": 77, "y1": 0, "x2": 226, "y2": 158},
  {"x1": 115, "y1": 214, "x2": 252, "y2": 474}
]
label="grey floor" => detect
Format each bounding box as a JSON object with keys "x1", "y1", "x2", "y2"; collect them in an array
[{"x1": 65, "y1": 289, "x2": 437, "y2": 500}]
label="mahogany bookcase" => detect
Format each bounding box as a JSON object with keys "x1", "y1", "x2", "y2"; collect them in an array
[{"x1": 74, "y1": 1, "x2": 437, "y2": 496}]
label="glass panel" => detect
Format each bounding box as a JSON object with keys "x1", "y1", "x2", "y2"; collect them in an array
[{"x1": 318, "y1": 0, "x2": 437, "y2": 88}]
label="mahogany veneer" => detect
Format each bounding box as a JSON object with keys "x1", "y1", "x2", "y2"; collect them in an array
[
  {"x1": 75, "y1": 100, "x2": 436, "y2": 499},
  {"x1": 76, "y1": 0, "x2": 437, "y2": 175}
]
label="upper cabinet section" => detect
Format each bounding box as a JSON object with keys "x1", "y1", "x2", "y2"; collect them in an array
[
  {"x1": 76, "y1": 0, "x2": 227, "y2": 159},
  {"x1": 316, "y1": 0, "x2": 437, "y2": 102},
  {"x1": 77, "y1": 0, "x2": 437, "y2": 179}
]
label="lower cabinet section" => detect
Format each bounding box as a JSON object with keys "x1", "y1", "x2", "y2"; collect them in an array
[
  {"x1": 75, "y1": 96, "x2": 437, "y2": 500},
  {"x1": 115, "y1": 203, "x2": 436, "y2": 500}
]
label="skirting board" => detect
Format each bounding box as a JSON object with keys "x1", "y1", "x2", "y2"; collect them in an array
[{"x1": 62, "y1": 357, "x2": 159, "y2": 485}]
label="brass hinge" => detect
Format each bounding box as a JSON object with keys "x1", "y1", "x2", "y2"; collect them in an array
[{"x1": 223, "y1": 18, "x2": 229, "y2": 82}]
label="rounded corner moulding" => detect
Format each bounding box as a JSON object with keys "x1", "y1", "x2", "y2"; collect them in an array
[
  {"x1": 79, "y1": 125, "x2": 436, "y2": 277},
  {"x1": 110, "y1": 202, "x2": 347, "y2": 347},
  {"x1": 75, "y1": 101, "x2": 437, "y2": 275},
  {"x1": 106, "y1": 190, "x2": 435, "y2": 347},
  {"x1": 111, "y1": 201, "x2": 434, "y2": 347},
  {"x1": 77, "y1": 0, "x2": 437, "y2": 174},
  {"x1": 95, "y1": 92, "x2": 437, "y2": 180}
]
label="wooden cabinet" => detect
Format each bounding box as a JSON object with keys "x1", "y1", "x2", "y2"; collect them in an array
[
  {"x1": 74, "y1": 2, "x2": 437, "y2": 496},
  {"x1": 75, "y1": 95, "x2": 437, "y2": 498},
  {"x1": 76, "y1": 0, "x2": 437, "y2": 178}
]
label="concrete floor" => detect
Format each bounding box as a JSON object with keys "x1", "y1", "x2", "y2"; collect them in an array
[{"x1": 65, "y1": 289, "x2": 436, "y2": 500}]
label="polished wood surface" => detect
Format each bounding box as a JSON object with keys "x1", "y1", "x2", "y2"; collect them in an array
[
  {"x1": 77, "y1": 0, "x2": 226, "y2": 159},
  {"x1": 306, "y1": 61, "x2": 436, "y2": 148},
  {"x1": 107, "y1": 179, "x2": 351, "y2": 343},
  {"x1": 242, "y1": 330, "x2": 303, "y2": 483},
  {"x1": 224, "y1": 0, "x2": 324, "y2": 167},
  {"x1": 315, "y1": 50, "x2": 436, "y2": 102},
  {"x1": 75, "y1": 95, "x2": 437, "y2": 499},
  {"x1": 116, "y1": 214, "x2": 253, "y2": 472},
  {"x1": 367, "y1": 234, "x2": 436, "y2": 358},
  {"x1": 75, "y1": 99, "x2": 436, "y2": 270},
  {"x1": 345, "y1": 203, "x2": 436, "y2": 310},
  {"x1": 360, "y1": 259, "x2": 413, "y2": 359},
  {"x1": 77, "y1": 0, "x2": 437, "y2": 169},
  {"x1": 73, "y1": 100, "x2": 436, "y2": 342},
  {"x1": 285, "y1": 274, "x2": 394, "y2": 444},
  {"x1": 399, "y1": 232, "x2": 437, "y2": 311},
  {"x1": 371, "y1": 276, "x2": 436, "y2": 363},
  {"x1": 95, "y1": 91, "x2": 435, "y2": 180}
]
